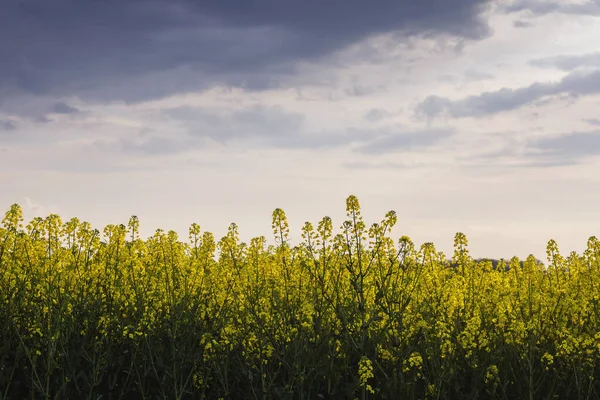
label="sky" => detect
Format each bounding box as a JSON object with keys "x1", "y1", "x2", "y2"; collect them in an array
[{"x1": 1, "y1": 0, "x2": 600, "y2": 261}]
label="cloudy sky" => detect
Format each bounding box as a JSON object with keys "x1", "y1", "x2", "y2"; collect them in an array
[{"x1": 2, "y1": 0, "x2": 599, "y2": 260}]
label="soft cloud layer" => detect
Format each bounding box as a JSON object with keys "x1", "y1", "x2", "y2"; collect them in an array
[{"x1": 1, "y1": 2, "x2": 600, "y2": 261}]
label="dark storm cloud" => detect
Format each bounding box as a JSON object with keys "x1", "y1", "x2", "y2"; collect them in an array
[
  {"x1": 530, "y1": 52, "x2": 600, "y2": 71},
  {"x1": 0, "y1": 0, "x2": 493, "y2": 104},
  {"x1": 417, "y1": 69, "x2": 600, "y2": 118}
]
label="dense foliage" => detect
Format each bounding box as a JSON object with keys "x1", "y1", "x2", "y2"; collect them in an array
[{"x1": 1, "y1": 196, "x2": 599, "y2": 399}]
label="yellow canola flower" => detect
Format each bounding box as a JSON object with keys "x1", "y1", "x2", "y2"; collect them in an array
[{"x1": 358, "y1": 356, "x2": 375, "y2": 394}]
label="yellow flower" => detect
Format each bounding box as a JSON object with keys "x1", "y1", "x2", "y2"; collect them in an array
[{"x1": 358, "y1": 356, "x2": 375, "y2": 394}]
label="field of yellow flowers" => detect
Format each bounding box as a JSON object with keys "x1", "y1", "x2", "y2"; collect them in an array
[{"x1": 1, "y1": 195, "x2": 599, "y2": 399}]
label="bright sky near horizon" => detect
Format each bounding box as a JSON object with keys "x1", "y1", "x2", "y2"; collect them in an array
[{"x1": 1, "y1": 0, "x2": 599, "y2": 261}]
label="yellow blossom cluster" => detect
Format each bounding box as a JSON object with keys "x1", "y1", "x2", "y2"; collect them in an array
[{"x1": 0, "y1": 197, "x2": 599, "y2": 399}]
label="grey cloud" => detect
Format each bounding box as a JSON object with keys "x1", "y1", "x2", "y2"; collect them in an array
[
  {"x1": 503, "y1": 0, "x2": 600, "y2": 16},
  {"x1": 560, "y1": 69, "x2": 600, "y2": 95},
  {"x1": 0, "y1": 120, "x2": 16, "y2": 131},
  {"x1": 364, "y1": 108, "x2": 394, "y2": 122},
  {"x1": 467, "y1": 130, "x2": 600, "y2": 169},
  {"x1": 530, "y1": 52, "x2": 600, "y2": 71},
  {"x1": 417, "y1": 69, "x2": 600, "y2": 118},
  {"x1": 356, "y1": 128, "x2": 453, "y2": 154},
  {"x1": 530, "y1": 130, "x2": 600, "y2": 159},
  {"x1": 454, "y1": 135, "x2": 583, "y2": 169},
  {"x1": 50, "y1": 101, "x2": 79, "y2": 114},
  {"x1": 0, "y1": 96, "x2": 81, "y2": 122},
  {"x1": 0, "y1": 0, "x2": 493, "y2": 105},
  {"x1": 583, "y1": 118, "x2": 600, "y2": 126},
  {"x1": 417, "y1": 96, "x2": 454, "y2": 117},
  {"x1": 344, "y1": 83, "x2": 387, "y2": 97},
  {"x1": 512, "y1": 20, "x2": 534, "y2": 28}
]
